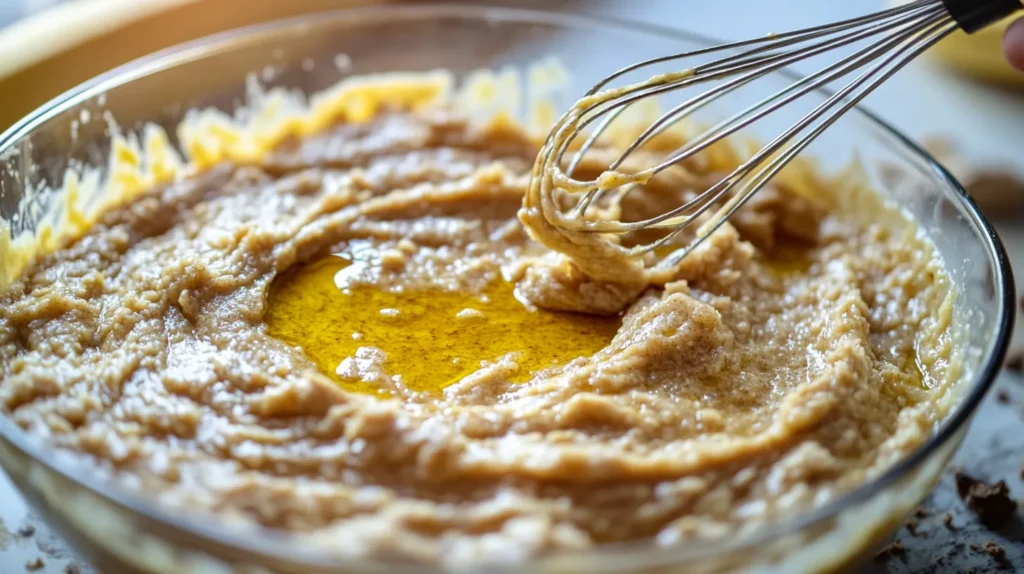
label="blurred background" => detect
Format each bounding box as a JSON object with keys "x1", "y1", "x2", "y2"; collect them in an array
[
  {"x1": 0, "y1": 1, "x2": 1023, "y2": 573},
  {"x1": 2, "y1": 0, "x2": 1022, "y2": 178}
]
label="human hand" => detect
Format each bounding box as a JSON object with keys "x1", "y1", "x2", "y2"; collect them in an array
[{"x1": 1005, "y1": 17, "x2": 1024, "y2": 71}]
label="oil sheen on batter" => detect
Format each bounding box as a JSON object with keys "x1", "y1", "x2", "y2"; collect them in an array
[{"x1": 0, "y1": 100, "x2": 954, "y2": 565}]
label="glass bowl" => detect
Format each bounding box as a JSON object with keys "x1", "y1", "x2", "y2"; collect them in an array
[{"x1": 0, "y1": 5, "x2": 1014, "y2": 573}]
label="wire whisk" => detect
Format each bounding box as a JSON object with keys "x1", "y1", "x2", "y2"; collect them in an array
[{"x1": 523, "y1": 0, "x2": 1022, "y2": 275}]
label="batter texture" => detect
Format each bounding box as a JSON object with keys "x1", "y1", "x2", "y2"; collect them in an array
[{"x1": 0, "y1": 102, "x2": 954, "y2": 565}]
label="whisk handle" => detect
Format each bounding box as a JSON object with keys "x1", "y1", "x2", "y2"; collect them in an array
[{"x1": 943, "y1": 0, "x2": 1023, "y2": 33}]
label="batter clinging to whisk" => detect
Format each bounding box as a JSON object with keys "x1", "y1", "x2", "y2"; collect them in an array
[{"x1": 521, "y1": 0, "x2": 1023, "y2": 298}]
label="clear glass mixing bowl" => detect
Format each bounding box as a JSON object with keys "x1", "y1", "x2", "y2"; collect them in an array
[{"x1": 0, "y1": 5, "x2": 1014, "y2": 573}]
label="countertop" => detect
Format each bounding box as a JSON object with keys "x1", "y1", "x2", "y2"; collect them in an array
[{"x1": 2, "y1": 1, "x2": 1024, "y2": 573}]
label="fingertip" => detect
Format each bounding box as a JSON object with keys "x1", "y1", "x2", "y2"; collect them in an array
[{"x1": 1004, "y1": 17, "x2": 1024, "y2": 72}]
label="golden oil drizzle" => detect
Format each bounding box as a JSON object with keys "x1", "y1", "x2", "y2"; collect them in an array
[
  {"x1": 758, "y1": 238, "x2": 815, "y2": 278},
  {"x1": 265, "y1": 255, "x2": 620, "y2": 395}
]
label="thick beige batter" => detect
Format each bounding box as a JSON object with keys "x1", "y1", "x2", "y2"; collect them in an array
[{"x1": 0, "y1": 100, "x2": 954, "y2": 565}]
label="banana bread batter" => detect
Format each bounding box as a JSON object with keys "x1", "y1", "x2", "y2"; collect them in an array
[{"x1": 0, "y1": 72, "x2": 956, "y2": 566}]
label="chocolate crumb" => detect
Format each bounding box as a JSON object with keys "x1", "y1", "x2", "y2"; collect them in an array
[
  {"x1": 942, "y1": 512, "x2": 955, "y2": 529},
  {"x1": 955, "y1": 470, "x2": 1018, "y2": 529},
  {"x1": 1006, "y1": 353, "x2": 1024, "y2": 373},
  {"x1": 983, "y1": 541, "x2": 1012, "y2": 569},
  {"x1": 15, "y1": 523, "x2": 35, "y2": 537},
  {"x1": 24, "y1": 558, "x2": 44, "y2": 571},
  {"x1": 913, "y1": 507, "x2": 930, "y2": 518},
  {"x1": 875, "y1": 541, "x2": 906, "y2": 562},
  {"x1": 997, "y1": 389, "x2": 1011, "y2": 404},
  {"x1": 956, "y1": 470, "x2": 977, "y2": 498},
  {"x1": 63, "y1": 566, "x2": 81, "y2": 574},
  {"x1": 905, "y1": 519, "x2": 919, "y2": 536}
]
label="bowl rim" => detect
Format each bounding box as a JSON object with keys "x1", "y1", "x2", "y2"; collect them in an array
[{"x1": 0, "y1": 3, "x2": 1015, "y2": 572}]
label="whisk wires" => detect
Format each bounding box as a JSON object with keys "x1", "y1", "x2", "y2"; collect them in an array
[{"x1": 540, "y1": 0, "x2": 959, "y2": 268}]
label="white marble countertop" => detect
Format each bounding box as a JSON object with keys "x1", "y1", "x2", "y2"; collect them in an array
[{"x1": 2, "y1": 1, "x2": 1024, "y2": 573}]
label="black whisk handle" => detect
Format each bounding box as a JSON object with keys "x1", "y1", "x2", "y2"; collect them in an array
[{"x1": 942, "y1": 0, "x2": 1022, "y2": 34}]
